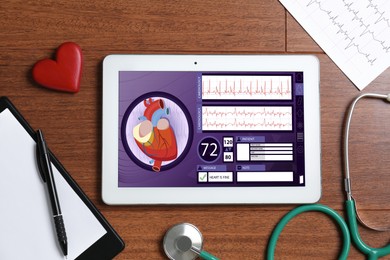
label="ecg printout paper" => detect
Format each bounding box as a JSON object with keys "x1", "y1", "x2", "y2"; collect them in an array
[
  {"x1": 280, "y1": 0, "x2": 390, "y2": 90},
  {"x1": 0, "y1": 108, "x2": 106, "y2": 260}
]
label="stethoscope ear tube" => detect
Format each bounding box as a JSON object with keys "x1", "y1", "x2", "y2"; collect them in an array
[
  {"x1": 266, "y1": 204, "x2": 351, "y2": 260},
  {"x1": 343, "y1": 93, "x2": 390, "y2": 201},
  {"x1": 343, "y1": 93, "x2": 390, "y2": 232}
]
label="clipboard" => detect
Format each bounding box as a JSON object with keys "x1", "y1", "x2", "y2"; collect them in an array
[{"x1": 0, "y1": 96, "x2": 124, "y2": 260}]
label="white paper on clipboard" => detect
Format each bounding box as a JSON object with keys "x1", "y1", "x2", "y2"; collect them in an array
[{"x1": 0, "y1": 108, "x2": 106, "y2": 260}]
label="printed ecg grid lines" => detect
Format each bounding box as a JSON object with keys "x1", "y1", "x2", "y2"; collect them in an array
[{"x1": 280, "y1": 0, "x2": 390, "y2": 90}]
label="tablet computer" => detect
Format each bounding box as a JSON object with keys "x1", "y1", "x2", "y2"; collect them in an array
[{"x1": 102, "y1": 55, "x2": 321, "y2": 204}]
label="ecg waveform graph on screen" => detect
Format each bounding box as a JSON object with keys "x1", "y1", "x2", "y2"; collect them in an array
[
  {"x1": 202, "y1": 106, "x2": 292, "y2": 131},
  {"x1": 202, "y1": 75, "x2": 292, "y2": 100}
]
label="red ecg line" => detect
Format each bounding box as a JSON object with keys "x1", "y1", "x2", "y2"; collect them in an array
[
  {"x1": 202, "y1": 76, "x2": 292, "y2": 99},
  {"x1": 203, "y1": 118, "x2": 292, "y2": 129},
  {"x1": 202, "y1": 107, "x2": 292, "y2": 118},
  {"x1": 202, "y1": 106, "x2": 292, "y2": 131}
]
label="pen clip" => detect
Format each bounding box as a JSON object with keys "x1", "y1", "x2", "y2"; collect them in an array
[{"x1": 36, "y1": 130, "x2": 47, "y2": 183}]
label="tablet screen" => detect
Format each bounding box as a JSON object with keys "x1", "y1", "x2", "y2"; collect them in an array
[{"x1": 119, "y1": 71, "x2": 305, "y2": 187}]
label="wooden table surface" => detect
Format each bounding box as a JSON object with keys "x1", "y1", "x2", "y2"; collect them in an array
[{"x1": 1, "y1": 1, "x2": 390, "y2": 259}]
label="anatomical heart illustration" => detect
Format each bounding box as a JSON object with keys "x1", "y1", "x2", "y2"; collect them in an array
[
  {"x1": 132, "y1": 98, "x2": 178, "y2": 172},
  {"x1": 122, "y1": 93, "x2": 192, "y2": 173}
]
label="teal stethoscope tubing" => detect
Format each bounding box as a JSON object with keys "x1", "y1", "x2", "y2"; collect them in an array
[
  {"x1": 266, "y1": 204, "x2": 351, "y2": 260},
  {"x1": 266, "y1": 201, "x2": 390, "y2": 260},
  {"x1": 344, "y1": 93, "x2": 390, "y2": 259},
  {"x1": 346, "y1": 199, "x2": 390, "y2": 259},
  {"x1": 197, "y1": 250, "x2": 219, "y2": 260},
  {"x1": 267, "y1": 93, "x2": 390, "y2": 260}
]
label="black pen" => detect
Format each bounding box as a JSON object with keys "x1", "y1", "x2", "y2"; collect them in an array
[{"x1": 36, "y1": 129, "x2": 68, "y2": 257}]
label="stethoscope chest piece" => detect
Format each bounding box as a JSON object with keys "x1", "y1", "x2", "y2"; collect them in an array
[{"x1": 163, "y1": 223, "x2": 203, "y2": 260}]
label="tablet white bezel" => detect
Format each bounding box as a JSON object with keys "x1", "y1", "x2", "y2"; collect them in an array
[{"x1": 102, "y1": 55, "x2": 321, "y2": 205}]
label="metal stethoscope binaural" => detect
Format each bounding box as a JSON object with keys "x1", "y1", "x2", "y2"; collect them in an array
[{"x1": 163, "y1": 93, "x2": 390, "y2": 260}]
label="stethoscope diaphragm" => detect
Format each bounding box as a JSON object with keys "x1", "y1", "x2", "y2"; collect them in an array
[{"x1": 163, "y1": 223, "x2": 203, "y2": 260}]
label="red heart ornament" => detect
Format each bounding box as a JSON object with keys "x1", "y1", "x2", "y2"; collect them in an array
[{"x1": 32, "y1": 42, "x2": 83, "y2": 93}]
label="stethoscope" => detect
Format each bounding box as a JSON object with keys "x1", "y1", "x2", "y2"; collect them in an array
[
  {"x1": 268, "y1": 93, "x2": 390, "y2": 260},
  {"x1": 163, "y1": 93, "x2": 390, "y2": 260},
  {"x1": 163, "y1": 223, "x2": 219, "y2": 260}
]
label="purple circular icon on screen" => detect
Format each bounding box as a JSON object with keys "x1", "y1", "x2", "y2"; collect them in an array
[{"x1": 121, "y1": 92, "x2": 193, "y2": 172}]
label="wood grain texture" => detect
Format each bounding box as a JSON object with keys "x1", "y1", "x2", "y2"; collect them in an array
[
  {"x1": 0, "y1": 1, "x2": 389, "y2": 259},
  {"x1": 286, "y1": 13, "x2": 323, "y2": 53}
]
